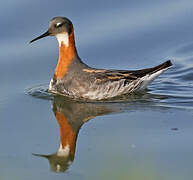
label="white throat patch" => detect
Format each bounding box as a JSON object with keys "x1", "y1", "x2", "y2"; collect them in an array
[
  {"x1": 56, "y1": 33, "x2": 69, "y2": 47},
  {"x1": 57, "y1": 143, "x2": 70, "y2": 156}
]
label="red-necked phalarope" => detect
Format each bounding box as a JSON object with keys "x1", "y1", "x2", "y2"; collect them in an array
[{"x1": 30, "y1": 17, "x2": 172, "y2": 100}]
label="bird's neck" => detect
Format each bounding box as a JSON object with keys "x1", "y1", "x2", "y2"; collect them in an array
[
  {"x1": 54, "y1": 31, "x2": 78, "y2": 79},
  {"x1": 55, "y1": 111, "x2": 77, "y2": 157}
]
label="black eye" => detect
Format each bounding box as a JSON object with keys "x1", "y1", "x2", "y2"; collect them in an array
[{"x1": 55, "y1": 23, "x2": 63, "y2": 28}]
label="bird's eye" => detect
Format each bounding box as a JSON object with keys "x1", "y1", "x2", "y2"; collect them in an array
[{"x1": 56, "y1": 22, "x2": 63, "y2": 28}]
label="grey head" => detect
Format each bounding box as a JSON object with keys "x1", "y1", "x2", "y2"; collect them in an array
[{"x1": 30, "y1": 17, "x2": 73, "y2": 43}]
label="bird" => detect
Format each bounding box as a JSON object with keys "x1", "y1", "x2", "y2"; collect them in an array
[{"x1": 30, "y1": 17, "x2": 172, "y2": 100}]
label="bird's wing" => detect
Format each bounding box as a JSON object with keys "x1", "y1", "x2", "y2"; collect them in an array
[
  {"x1": 89, "y1": 60, "x2": 172, "y2": 84},
  {"x1": 80, "y1": 60, "x2": 172, "y2": 99},
  {"x1": 93, "y1": 69, "x2": 138, "y2": 84}
]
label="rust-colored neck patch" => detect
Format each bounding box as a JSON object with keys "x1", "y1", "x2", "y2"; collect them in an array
[
  {"x1": 54, "y1": 30, "x2": 76, "y2": 79},
  {"x1": 55, "y1": 111, "x2": 77, "y2": 156}
]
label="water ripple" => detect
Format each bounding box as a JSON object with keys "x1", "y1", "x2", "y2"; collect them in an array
[
  {"x1": 26, "y1": 84, "x2": 53, "y2": 100},
  {"x1": 150, "y1": 49, "x2": 193, "y2": 110}
]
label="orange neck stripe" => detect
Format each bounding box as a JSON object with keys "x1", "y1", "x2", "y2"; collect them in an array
[
  {"x1": 55, "y1": 111, "x2": 77, "y2": 155},
  {"x1": 54, "y1": 31, "x2": 76, "y2": 79}
]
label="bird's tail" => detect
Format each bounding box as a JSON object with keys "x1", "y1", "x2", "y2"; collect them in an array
[
  {"x1": 137, "y1": 60, "x2": 172, "y2": 90},
  {"x1": 149, "y1": 60, "x2": 172, "y2": 74}
]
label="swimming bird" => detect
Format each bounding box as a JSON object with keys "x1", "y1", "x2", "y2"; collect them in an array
[{"x1": 30, "y1": 17, "x2": 172, "y2": 100}]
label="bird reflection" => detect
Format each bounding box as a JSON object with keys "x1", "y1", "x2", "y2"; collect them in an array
[
  {"x1": 32, "y1": 92, "x2": 169, "y2": 172},
  {"x1": 33, "y1": 96, "x2": 118, "y2": 172}
]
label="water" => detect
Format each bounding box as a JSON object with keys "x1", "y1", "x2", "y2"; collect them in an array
[{"x1": 1, "y1": 0, "x2": 193, "y2": 179}]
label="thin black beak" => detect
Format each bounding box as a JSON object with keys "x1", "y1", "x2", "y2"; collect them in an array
[
  {"x1": 32, "y1": 153, "x2": 49, "y2": 158},
  {"x1": 30, "y1": 31, "x2": 50, "y2": 43}
]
